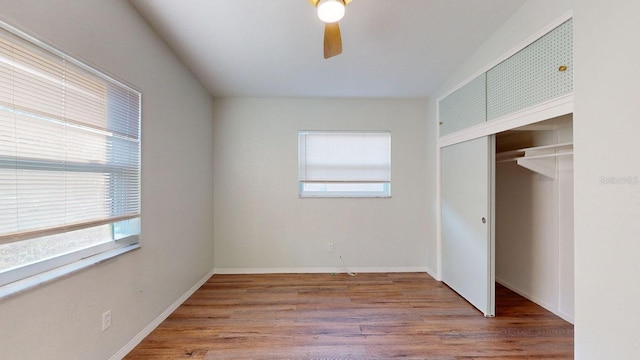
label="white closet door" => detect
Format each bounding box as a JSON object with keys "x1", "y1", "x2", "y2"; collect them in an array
[{"x1": 441, "y1": 136, "x2": 495, "y2": 316}]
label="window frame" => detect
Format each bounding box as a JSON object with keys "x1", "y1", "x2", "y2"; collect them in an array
[
  {"x1": 0, "y1": 20, "x2": 141, "y2": 297},
  {"x1": 298, "y1": 130, "x2": 392, "y2": 198}
]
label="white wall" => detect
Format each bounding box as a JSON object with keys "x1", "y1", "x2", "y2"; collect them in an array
[
  {"x1": 573, "y1": 1, "x2": 640, "y2": 358},
  {"x1": 495, "y1": 125, "x2": 574, "y2": 322},
  {"x1": 0, "y1": 1, "x2": 215, "y2": 359},
  {"x1": 213, "y1": 98, "x2": 428, "y2": 272}
]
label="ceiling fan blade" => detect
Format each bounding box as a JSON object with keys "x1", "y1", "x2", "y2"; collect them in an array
[{"x1": 324, "y1": 22, "x2": 342, "y2": 59}]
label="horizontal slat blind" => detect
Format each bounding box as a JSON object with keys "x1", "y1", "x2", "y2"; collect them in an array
[
  {"x1": 299, "y1": 131, "x2": 391, "y2": 182},
  {"x1": 0, "y1": 26, "x2": 140, "y2": 244}
]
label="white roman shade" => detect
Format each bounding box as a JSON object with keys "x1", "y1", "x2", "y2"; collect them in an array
[{"x1": 298, "y1": 131, "x2": 391, "y2": 197}]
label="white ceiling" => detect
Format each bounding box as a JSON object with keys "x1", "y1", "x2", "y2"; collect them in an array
[{"x1": 130, "y1": 0, "x2": 526, "y2": 99}]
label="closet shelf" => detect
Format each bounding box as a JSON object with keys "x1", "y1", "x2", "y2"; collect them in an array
[{"x1": 496, "y1": 141, "x2": 573, "y2": 179}]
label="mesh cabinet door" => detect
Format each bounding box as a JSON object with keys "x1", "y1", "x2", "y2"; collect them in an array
[
  {"x1": 439, "y1": 73, "x2": 487, "y2": 137},
  {"x1": 487, "y1": 19, "x2": 573, "y2": 121}
]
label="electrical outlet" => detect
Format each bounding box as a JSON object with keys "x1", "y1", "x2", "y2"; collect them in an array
[
  {"x1": 102, "y1": 310, "x2": 112, "y2": 331},
  {"x1": 328, "y1": 243, "x2": 334, "y2": 252}
]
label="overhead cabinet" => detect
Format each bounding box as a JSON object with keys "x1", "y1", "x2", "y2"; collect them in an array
[{"x1": 439, "y1": 18, "x2": 573, "y2": 136}]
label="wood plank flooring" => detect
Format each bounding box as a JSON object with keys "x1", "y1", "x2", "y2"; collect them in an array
[{"x1": 124, "y1": 273, "x2": 573, "y2": 359}]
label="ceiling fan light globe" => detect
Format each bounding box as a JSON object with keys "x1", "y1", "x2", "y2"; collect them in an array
[{"x1": 317, "y1": 0, "x2": 345, "y2": 23}]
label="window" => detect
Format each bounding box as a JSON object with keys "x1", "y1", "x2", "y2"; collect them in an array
[
  {"x1": 0, "y1": 21, "x2": 141, "y2": 291},
  {"x1": 298, "y1": 131, "x2": 391, "y2": 198}
]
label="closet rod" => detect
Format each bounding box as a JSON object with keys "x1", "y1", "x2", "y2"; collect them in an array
[
  {"x1": 496, "y1": 141, "x2": 573, "y2": 158},
  {"x1": 497, "y1": 151, "x2": 574, "y2": 163}
]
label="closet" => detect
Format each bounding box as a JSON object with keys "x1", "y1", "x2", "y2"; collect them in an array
[
  {"x1": 438, "y1": 15, "x2": 574, "y2": 320},
  {"x1": 495, "y1": 115, "x2": 574, "y2": 322}
]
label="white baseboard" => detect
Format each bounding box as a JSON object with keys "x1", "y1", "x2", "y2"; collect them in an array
[
  {"x1": 109, "y1": 267, "x2": 216, "y2": 360},
  {"x1": 496, "y1": 277, "x2": 574, "y2": 324},
  {"x1": 425, "y1": 266, "x2": 439, "y2": 280},
  {"x1": 556, "y1": 309, "x2": 575, "y2": 324},
  {"x1": 213, "y1": 266, "x2": 427, "y2": 274}
]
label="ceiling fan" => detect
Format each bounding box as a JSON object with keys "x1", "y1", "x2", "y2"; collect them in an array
[{"x1": 308, "y1": 0, "x2": 352, "y2": 59}]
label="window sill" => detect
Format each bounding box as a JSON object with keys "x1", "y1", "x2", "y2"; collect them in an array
[
  {"x1": 299, "y1": 194, "x2": 392, "y2": 198},
  {"x1": 0, "y1": 243, "x2": 140, "y2": 301}
]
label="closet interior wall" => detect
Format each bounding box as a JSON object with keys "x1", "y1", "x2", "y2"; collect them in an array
[{"x1": 495, "y1": 114, "x2": 574, "y2": 323}]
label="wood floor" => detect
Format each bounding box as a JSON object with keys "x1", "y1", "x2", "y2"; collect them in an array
[{"x1": 124, "y1": 273, "x2": 573, "y2": 359}]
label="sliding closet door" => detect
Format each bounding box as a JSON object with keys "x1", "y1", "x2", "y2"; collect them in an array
[{"x1": 441, "y1": 136, "x2": 495, "y2": 316}]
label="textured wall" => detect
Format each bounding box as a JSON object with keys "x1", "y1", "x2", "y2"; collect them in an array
[
  {"x1": 573, "y1": 0, "x2": 640, "y2": 358},
  {"x1": 0, "y1": 1, "x2": 215, "y2": 359},
  {"x1": 212, "y1": 98, "x2": 428, "y2": 272}
]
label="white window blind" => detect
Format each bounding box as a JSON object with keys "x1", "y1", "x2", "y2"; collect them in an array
[
  {"x1": 0, "y1": 22, "x2": 140, "y2": 288},
  {"x1": 298, "y1": 131, "x2": 391, "y2": 197}
]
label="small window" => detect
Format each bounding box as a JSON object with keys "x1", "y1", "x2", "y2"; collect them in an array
[
  {"x1": 298, "y1": 131, "x2": 391, "y2": 198},
  {"x1": 0, "y1": 21, "x2": 141, "y2": 290}
]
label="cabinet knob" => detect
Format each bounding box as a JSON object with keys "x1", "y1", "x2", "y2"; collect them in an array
[
  {"x1": 481, "y1": 217, "x2": 486, "y2": 224},
  {"x1": 439, "y1": 121, "x2": 443, "y2": 125},
  {"x1": 558, "y1": 65, "x2": 568, "y2": 72}
]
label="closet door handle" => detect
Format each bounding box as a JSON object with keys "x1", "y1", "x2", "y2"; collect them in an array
[{"x1": 481, "y1": 217, "x2": 486, "y2": 224}]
